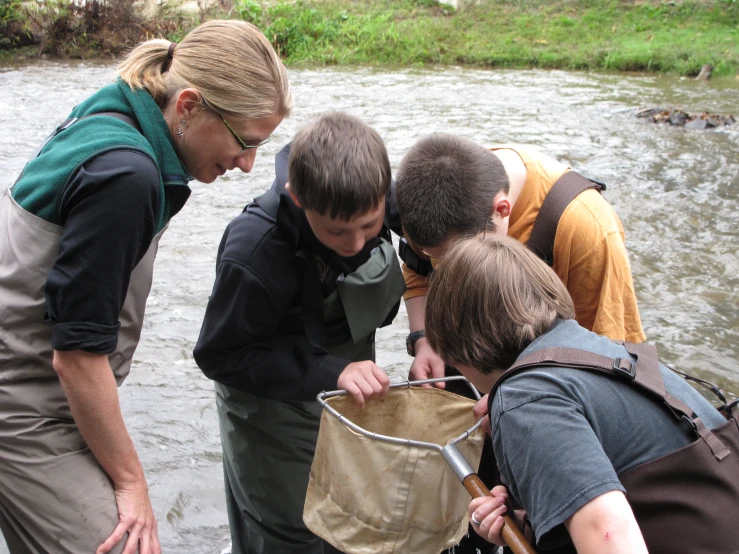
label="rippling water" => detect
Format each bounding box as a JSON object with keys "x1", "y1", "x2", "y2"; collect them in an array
[{"x1": 1, "y1": 61, "x2": 737, "y2": 553}]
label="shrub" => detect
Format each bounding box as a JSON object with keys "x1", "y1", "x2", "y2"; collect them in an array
[{"x1": 0, "y1": 0, "x2": 33, "y2": 47}]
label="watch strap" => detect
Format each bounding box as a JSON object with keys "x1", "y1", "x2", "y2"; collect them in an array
[{"x1": 406, "y1": 330, "x2": 426, "y2": 357}]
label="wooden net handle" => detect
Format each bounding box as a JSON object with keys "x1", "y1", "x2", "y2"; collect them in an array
[{"x1": 463, "y1": 474, "x2": 535, "y2": 554}]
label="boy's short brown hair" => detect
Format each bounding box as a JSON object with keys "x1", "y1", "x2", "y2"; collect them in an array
[
  {"x1": 395, "y1": 134, "x2": 509, "y2": 248},
  {"x1": 288, "y1": 112, "x2": 391, "y2": 220},
  {"x1": 425, "y1": 235, "x2": 576, "y2": 373}
]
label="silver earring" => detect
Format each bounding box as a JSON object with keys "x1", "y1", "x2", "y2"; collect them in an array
[{"x1": 177, "y1": 119, "x2": 186, "y2": 138}]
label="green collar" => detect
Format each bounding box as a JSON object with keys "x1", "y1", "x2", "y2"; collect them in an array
[{"x1": 116, "y1": 80, "x2": 191, "y2": 183}]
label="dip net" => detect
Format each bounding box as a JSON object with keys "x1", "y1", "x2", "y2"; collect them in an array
[{"x1": 304, "y1": 378, "x2": 485, "y2": 554}]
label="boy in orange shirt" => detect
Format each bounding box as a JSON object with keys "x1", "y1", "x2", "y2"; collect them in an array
[
  {"x1": 397, "y1": 134, "x2": 644, "y2": 385},
  {"x1": 396, "y1": 133, "x2": 644, "y2": 554}
]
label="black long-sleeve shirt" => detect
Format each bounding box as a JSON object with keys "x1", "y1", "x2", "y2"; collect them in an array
[
  {"x1": 193, "y1": 144, "x2": 402, "y2": 401},
  {"x1": 46, "y1": 150, "x2": 160, "y2": 353}
]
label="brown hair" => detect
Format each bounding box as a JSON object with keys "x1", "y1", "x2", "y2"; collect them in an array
[
  {"x1": 288, "y1": 112, "x2": 391, "y2": 220},
  {"x1": 425, "y1": 235, "x2": 575, "y2": 372},
  {"x1": 118, "y1": 20, "x2": 292, "y2": 119},
  {"x1": 395, "y1": 134, "x2": 509, "y2": 248}
]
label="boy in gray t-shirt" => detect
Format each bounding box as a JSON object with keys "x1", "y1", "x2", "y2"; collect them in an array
[
  {"x1": 423, "y1": 234, "x2": 735, "y2": 554},
  {"x1": 488, "y1": 319, "x2": 725, "y2": 550}
]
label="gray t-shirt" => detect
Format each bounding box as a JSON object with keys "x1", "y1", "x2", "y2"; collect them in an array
[{"x1": 490, "y1": 320, "x2": 726, "y2": 550}]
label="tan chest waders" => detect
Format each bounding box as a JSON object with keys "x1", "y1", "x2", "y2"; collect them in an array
[{"x1": 0, "y1": 190, "x2": 163, "y2": 554}]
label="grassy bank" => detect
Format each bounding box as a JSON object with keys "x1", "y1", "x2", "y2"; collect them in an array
[
  {"x1": 245, "y1": 0, "x2": 738, "y2": 76},
  {"x1": 2, "y1": 0, "x2": 738, "y2": 76}
]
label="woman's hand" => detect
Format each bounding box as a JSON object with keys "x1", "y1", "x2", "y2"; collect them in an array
[
  {"x1": 468, "y1": 485, "x2": 510, "y2": 545},
  {"x1": 338, "y1": 361, "x2": 390, "y2": 408},
  {"x1": 96, "y1": 479, "x2": 160, "y2": 554},
  {"x1": 53, "y1": 350, "x2": 161, "y2": 554}
]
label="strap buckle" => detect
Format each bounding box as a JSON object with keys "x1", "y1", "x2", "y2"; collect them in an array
[
  {"x1": 720, "y1": 398, "x2": 739, "y2": 418},
  {"x1": 588, "y1": 177, "x2": 607, "y2": 192},
  {"x1": 612, "y1": 357, "x2": 635, "y2": 380},
  {"x1": 681, "y1": 414, "x2": 698, "y2": 431}
]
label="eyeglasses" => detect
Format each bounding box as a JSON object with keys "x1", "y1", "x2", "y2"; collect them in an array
[{"x1": 201, "y1": 97, "x2": 271, "y2": 152}]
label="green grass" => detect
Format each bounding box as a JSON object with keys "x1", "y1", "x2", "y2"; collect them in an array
[
  {"x1": 237, "y1": 0, "x2": 739, "y2": 76},
  {"x1": 2, "y1": 0, "x2": 738, "y2": 76}
]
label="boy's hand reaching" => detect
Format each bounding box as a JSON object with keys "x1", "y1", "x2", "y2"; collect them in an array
[
  {"x1": 408, "y1": 338, "x2": 446, "y2": 389},
  {"x1": 473, "y1": 394, "x2": 492, "y2": 436},
  {"x1": 338, "y1": 361, "x2": 390, "y2": 408}
]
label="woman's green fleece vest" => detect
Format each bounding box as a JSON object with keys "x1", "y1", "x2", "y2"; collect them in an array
[
  {"x1": 0, "y1": 80, "x2": 189, "y2": 418},
  {"x1": 12, "y1": 79, "x2": 190, "y2": 232}
]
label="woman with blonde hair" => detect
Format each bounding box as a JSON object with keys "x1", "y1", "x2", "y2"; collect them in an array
[
  {"x1": 0, "y1": 20, "x2": 291, "y2": 554},
  {"x1": 425, "y1": 235, "x2": 738, "y2": 554}
]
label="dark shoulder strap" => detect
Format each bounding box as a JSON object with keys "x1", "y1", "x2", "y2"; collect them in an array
[
  {"x1": 398, "y1": 237, "x2": 434, "y2": 277},
  {"x1": 498, "y1": 343, "x2": 683, "y2": 413},
  {"x1": 526, "y1": 171, "x2": 606, "y2": 266},
  {"x1": 493, "y1": 342, "x2": 731, "y2": 460},
  {"x1": 13, "y1": 112, "x2": 142, "y2": 187},
  {"x1": 91, "y1": 111, "x2": 141, "y2": 133}
]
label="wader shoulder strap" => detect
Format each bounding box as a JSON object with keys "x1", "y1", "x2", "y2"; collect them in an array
[
  {"x1": 398, "y1": 237, "x2": 434, "y2": 277},
  {"x1": 13, "y1": 112, "x2": 142, "y2": 187},
  {"x1": 33, "y1": 112, "x2": 141, "y2": 158},
  {"x1": 495, "y1": 342, "x2": 731, "y2": 460},
  {"x1": 91, "y1": 111, "x2": 141, "y2": 133},
  {"x1": 526, "y1": 171, "x2": 606, "y2": 266}
]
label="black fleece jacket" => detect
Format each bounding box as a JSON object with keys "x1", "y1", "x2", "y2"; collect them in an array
[{"x1": 193, "y1": 143, "x2": 402, "y2": 401}]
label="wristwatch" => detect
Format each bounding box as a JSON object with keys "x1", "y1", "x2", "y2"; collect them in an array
[{"x1": 406, "y1": 330, "x2": 426, "y2": 357}]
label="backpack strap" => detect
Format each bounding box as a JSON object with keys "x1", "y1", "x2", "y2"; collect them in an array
[
  {"x1": 666, "y1": 364, "x2": 728, "y2": 406},
  {"x1": 723, "y1": 398, "x2": 739, "y2": 421},
  {"x1": 398, "y1": 236, "x2": 434, "y2": 277},
  {"x1": 526, "y1": 171, "x2": 606, "y2": 266},
  {"x1": 494, "y1": 342, "x2": 730, "y2": 460}
]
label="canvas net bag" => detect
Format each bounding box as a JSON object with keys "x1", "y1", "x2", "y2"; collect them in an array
[{"x1": 304, "y1": 385, "x2": 485, "y2": 554}]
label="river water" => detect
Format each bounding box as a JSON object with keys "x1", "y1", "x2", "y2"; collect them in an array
[{"x1": 1, "y1": 62, "x2": 737, "y2": 553}]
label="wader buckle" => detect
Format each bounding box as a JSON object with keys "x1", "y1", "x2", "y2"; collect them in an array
[
  {"x1": 681, "y1": 414, "x2": 698, "y2": 431},
  {"x1": 720, "y1": 398, "x2": 739, "y2": 418},
  {"x1": 612, "y1": 357, "x2": 635, "y2": 380}
]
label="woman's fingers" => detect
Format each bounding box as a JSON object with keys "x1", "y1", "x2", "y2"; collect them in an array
[
  {"x1": 96, "y1": 522, "x2": 127, "y2": 554},
  {"x1": 371, "y1": 364, "x2": 390, "y2": 396},
  {"x1": 473, "y1": 395, "x2": 489, "y2": 421}
]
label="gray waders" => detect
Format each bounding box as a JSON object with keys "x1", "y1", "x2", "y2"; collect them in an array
[
  {"x1": 0, "y1": 190, "x2": 163, "y2": 553},
  {"x1": 217, "y1": 239, "x2": 405, "y2": 554}
]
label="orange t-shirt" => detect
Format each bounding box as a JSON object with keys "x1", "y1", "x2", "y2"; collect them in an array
[{"x1": 402, "y1": 145, "x2": 645, "y2": 343}]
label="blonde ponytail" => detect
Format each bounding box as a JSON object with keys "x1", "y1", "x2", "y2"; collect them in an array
[
  {"x1": 118, "y1": 39, "x2": 172, "y2": 106},
  {"x1": 117, "y1": 20, "x2": 292, "y2": 119}
]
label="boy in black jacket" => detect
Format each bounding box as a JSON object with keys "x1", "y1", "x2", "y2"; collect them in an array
[{"x1": 194, "y1": 112, "x2": 406, "y2": 554}]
